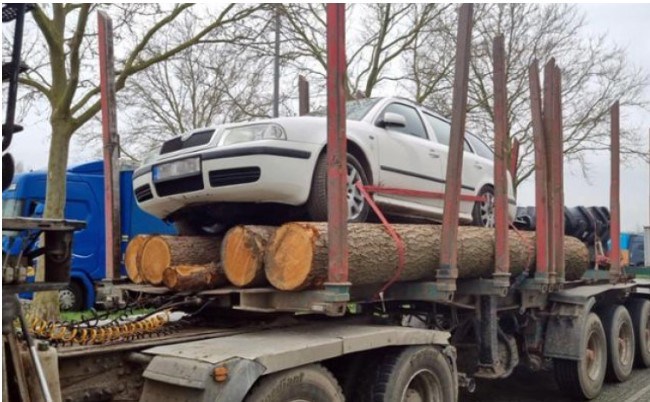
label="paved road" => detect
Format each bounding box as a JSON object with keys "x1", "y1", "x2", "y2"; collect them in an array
[{"x1": 461, "y1": 366, "x2": 650, "y2": 402}]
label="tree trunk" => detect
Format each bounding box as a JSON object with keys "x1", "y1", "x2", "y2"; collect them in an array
[
  {"x1": 265, "y1": 222, "x2": 589, "y2": 291},
  {"x1": 162, "y1": 263, "x2": 224, "y2": 291},
  {"x1": 32, "y1": 126, "x2": 72, "y2": 321},
  {"x1": 221, "y1": 225, "x2": 276, "y2": 287},
  {"x1": 140, "y1": 235, "x2": 221, "y2": 285},
  {"x1": 125, "y1": 235, "x2": 151, "y2": 284}
]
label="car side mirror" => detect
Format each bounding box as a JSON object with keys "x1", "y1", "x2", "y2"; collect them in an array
[{"x1": 379, "y1": 112, "x2": 406, "y2": 128}]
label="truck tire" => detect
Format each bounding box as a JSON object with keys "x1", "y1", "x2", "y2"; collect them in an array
[
  {"x1": 554, "y1": 312, "x2": 607, "y2": 400},
  {"x1": 472, "y1": 185, "x2": 495, "y2": 227},
  {"x1": 600, "y1": 305, "x2": 635, "y2": 382},
  {"x1": 245, "y1": 364, "x2": 344, "y2": 402},
  {"x1": 307, "y1": 153, "x2": 370, "y2": 223},
  {"x1": 357, "y1": 346, "x2": 455, "y2": 402},
  {"x1": 59, "y1": 281, "x2": 84, "y2": 311},
  {"x1": 627, "y1": 298, "x2": 650, "y2": 368}
]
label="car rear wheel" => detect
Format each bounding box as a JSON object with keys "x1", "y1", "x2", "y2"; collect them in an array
[
  {"x1": 307, "y1": 153, "x2": 370, "y2": 222},
  {"x1": 472, "y1": 185, "x2": 495, "y2": 227}
]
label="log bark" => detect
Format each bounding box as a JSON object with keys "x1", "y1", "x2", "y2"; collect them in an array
[
  {"x1": 265, "y1": 222, "x2": 589, "y2": 291},
  {"x1": 221, "y1": 226, "x2": 276, "y2": 287},
  {"x1": 140, "y1": 235, "x2": 221, "y2": 285},
  {"x1": 162, "y1": 263, "x2": 224, "y2": 291},
  {"x1": 125, "y1": 235, "x2": 150, "y2": 284}
]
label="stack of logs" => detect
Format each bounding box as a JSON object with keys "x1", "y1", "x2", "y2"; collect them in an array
[{"x1": 126, "y1": 223, "x2": 590, "y2": 292}]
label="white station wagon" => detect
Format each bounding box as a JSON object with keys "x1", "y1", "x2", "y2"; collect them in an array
[{"x1": 133, "y1": 97, "x2": 516, "y2": 234}]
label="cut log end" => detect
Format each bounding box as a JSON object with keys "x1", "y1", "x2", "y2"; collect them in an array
[
  {"x1": 162, "y1": 263, "x2": 222, "y2": 292},
  {"x1": 265, "y1": 223, "x2": 317, "y2": 291},
  {"x1": 125, "y1": 235, "x2": 149, "y2": 284},
  {"x1": 223, "y1": 226, "x2": 260, "y2": 287},
  {"x1": 141, "y1": 236, "x2": 172, "y2": 285}
]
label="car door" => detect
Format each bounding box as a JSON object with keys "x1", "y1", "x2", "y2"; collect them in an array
[{"x1": 375, "y1": 102, "x2": 442, "y2": 216}]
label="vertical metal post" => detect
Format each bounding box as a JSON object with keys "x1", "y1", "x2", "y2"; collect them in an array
[
  {"x1": 528, "y1": 61, "x2": 549, "y2": 285},
  {"x1": 3, "y1": 3, "x2": 26, "y2": 147},
  {"x1": 492, "y1": 35, "x2": 510, "y2": 281},
  {"x1": 542, "y1": 59, "x2": 557, "y2": 285},
  {"x1": 478, "y1": 295, "x2": 501, "y2": 375},
  {"x1": 98, "y1": 11, "x2": 121, "y2": 281},
  {"x1": 509, "y1": 138, "x2": 520, "y2": 183},
  {"x1": 273, "y1": 5, "x2": 281, "y2": 118},
  {"x1": 552, "y1": 67, "x2": 565, "y2": 283},
  {"x1": 609, "y1": 101, "x2": 621, "y2": 281},
  {"x1": 298, "y1": 75, "x2": 310, "y2": 116},
  {"x1": 325, "y1": 4, "x2": 349, "y2": 286},
  {"x1": 438, "y1": 4, "x2": 473, "y2": 292}
]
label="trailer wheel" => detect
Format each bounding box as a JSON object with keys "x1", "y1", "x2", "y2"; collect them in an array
[
  {"x1": 357, "y1": 346, "x2": 455, "y2": 402},
  {"x1": 554, "y1": 312, "x2": 607, "y2": 400},
  {"x1": 627, "y1": 298, "x2": 650, "y2": 367},
  {"x1": 245, "y1": 364, "x2": 344, "y2": 402},
  {"x1": 601, "y1": 305, "x2": 635, "y2": 382}
]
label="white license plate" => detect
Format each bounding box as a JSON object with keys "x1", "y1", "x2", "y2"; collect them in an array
[{"x1": 152, "y1": 157, "x2": 201, "y2": 182}]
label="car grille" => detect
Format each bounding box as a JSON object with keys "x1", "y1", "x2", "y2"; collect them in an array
[
  {"x1": 160, "y1": 129, "x2": 215, "y2": 155},
  {"x1": 208, "y1": 167, "x2": 261, "y2": 187},
  {"x1": 134, "y1": 184, "x2": 153, "y2": 202},
  {"x1": 155, "y1": 175, "x2": 204, "y2": 197}
]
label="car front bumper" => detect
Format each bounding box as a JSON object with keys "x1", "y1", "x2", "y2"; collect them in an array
[{"x1": 133, "y1": 141, "x2": 322, "y2": 219}]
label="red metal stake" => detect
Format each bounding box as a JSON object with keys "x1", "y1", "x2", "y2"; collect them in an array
[
  {"x1": 325, "y1": 4, "x2": 349, "y2": 285},
  {"x1": 610, "y1": 101, "x2": 621, "y2": 281},
  {"x1": 543, "y1": 59, "x2": 557, "y2": 285},
  {"x1": 98, "y1": 11, "x2": 121, "y2": 282},
  {"x1": 298, "y1": 75, "x2": 310, "y2": 116},
  {"x1": 493, "y1": 35, "x2": 510, "y2": 279},
  {"x1": 509, "y1": 138, "x2": 520, "y2": 183},
  {"x1": 552, "y1": 67, "x2": 565, "y2": 283},
  {"x1": 438, "y1": 4, "x2": 473, "y2": 292},
  {"x1": 528, "y1": 61, "x2": 549, "y2": 284}
]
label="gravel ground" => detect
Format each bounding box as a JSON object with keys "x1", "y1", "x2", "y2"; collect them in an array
[{"x1": 461, "y1": 366, "x2": 650, "y2": 402}]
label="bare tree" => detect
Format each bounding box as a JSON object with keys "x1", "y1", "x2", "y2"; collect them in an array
[
  {"x1": 281, "y1": 3, "x2": 451, "y2": 98},
  {"x1": 9, "y1": 3, "x2": 263, "y2": 319},
  {"x1": 408, "y1": 4, "x2": 648, "y2": 188}
]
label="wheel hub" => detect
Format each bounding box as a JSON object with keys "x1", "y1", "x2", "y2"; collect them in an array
[
  {"x1": 59, "y1": 288, "x2": 76, "y2": 311},
  {"x1": 401, "y1": 369, "x2": 443, "y2": 402},
  {"x1": 480, "y1": 192, "x2": 495, "y2": 227}
]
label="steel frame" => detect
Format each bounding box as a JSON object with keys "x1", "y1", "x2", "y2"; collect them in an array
[{"x1": 609, "y1": 102, "x2": 621, "y2": 281}]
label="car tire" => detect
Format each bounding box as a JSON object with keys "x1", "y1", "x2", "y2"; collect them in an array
[
  {"x1": 307, "y1": 152, "x2": 370, "y2": 222},
  {"x1": 600, "y1": 305, "x2": 635, "y2": 382},
  {"x1": 472, "y1": 185, "x2": 495, "y2": 227},
  {"x1": 245, "y1": 364, "x2": 344, "y2": 402},
  {"x1": 59, "y1": 281, "x2": 84, "y2": 312}
]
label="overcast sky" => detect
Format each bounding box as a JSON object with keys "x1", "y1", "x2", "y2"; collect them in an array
[{"x1": 5, "y1": 3, "x2": 650, "y2": 231}]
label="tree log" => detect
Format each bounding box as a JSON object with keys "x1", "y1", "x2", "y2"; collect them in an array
[
  {"x1": 221, "y1": 226, "x2": 276, "y2": 287},
  {"x1": 140, "y1": 235, "x2": 221, "y2": 285},
  {"x1": 265, "y1": 222, "x2": 589, "y2": 291},
  {"x1": 162, "y1": 263, "x2": 224, "y2": 291},
  {"x1": 125, "y1": 235, "x2": 150, "y2": 284}
]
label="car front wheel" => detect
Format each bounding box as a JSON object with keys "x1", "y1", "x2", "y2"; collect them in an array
[{"x1": 307, "y1": 153, "x2": 370, "y2": 222}]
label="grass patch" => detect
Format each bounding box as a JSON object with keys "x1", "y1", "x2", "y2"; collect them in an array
[{"x1": 61, "y1": 308, "x2": 153, "y2": 322}]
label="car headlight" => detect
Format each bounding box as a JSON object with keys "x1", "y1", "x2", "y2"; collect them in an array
[{"x1": 219, "y1": 124, "x2": 286, "y2": 146}]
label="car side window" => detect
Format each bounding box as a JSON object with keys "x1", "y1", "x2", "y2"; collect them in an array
[
  {"x1": 468, "y1": 135, "x2": 494, "y2": 160},
  {"x1": 423, "y1": 113, "x2": 451, "y2": 146},
  {"x1": 379, "y1": 103, "x2": 427, "y2": 139}
]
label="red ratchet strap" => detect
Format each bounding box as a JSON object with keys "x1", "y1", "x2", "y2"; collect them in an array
[{"x1": 355, "y1": 181, "x2": 406, "y2": 299}]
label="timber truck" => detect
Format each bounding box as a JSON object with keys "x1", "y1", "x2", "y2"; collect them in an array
[{"x1": 4, "y1": 4, "x2": 650, "y2": 402}]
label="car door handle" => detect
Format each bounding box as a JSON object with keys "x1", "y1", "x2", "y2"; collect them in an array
[
  {"x1": 429, "y1": 150, "x2": 440, "y2": 158},
  {"x1": 474, "y1": 162, "x2": 483, "y2": 170}
]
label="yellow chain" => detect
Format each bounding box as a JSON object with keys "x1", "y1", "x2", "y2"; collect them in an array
[{"x1": 27, "y1": 310, "x2": 171, "y2": 345}]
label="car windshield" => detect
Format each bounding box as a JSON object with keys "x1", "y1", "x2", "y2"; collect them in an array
[{"x1": 309, "y1": 98, "x2": 381, "y2": 121}]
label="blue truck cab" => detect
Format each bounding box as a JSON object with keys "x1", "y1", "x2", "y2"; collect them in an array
[{"x1": 2, "y1": 160, "x2": 176, "y2": 310}]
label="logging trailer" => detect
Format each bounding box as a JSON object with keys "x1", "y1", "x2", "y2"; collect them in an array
[{"x1": 4, "y1": 4, "x2": 650, "y2": 402}]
